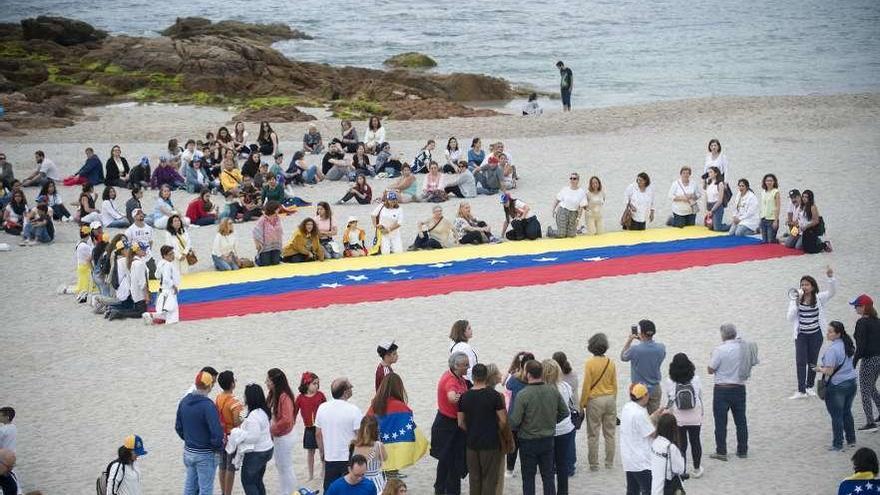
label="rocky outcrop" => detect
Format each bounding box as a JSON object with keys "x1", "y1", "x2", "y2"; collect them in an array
[
  {"x1": 161, "y1": 17, "x2": 312, "y2": 44},
  {"x1": 382, "y1": 99, "x2": 498, "y2": 120},
  {"x1": 231, "y1": 105, "x2": 316, "y2": 123},
  {"x1": 20, "y1": 16, "x2": 107, "y2": 45},
  {"x1": 384, "y1": 52, "x2": 437, "y2": 69}
]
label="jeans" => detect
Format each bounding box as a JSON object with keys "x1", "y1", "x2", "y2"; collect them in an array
[
  {"x1": 240, "y1": 448, "x2": 273, "y2": 495},
  {"x1": 304, "y1": 165, "x2": 319, "y2": 184},
  {"x1": 105, "y1": 218, "x2": 131, "y2": 228},
  {"x1": 21, "y1": 222, "x2": 53, "y2": 243},
  {"x1": 706, "y1": 201, "x2": 726, "y2": 231},
  {"x1": 625, "y1": 470, "x2": 651, "y2": 495},
  {"x1": 340, "y1": 191, "x2": 371, "y2": 204},
  {"x1": 183, "y1": 450, "x2": 217, "y2": 495},
  {"x1": 677, "y1": 424, "x2": 702, "y2": 469},
  {"x1": 671, "y1": 213, "x2": 696, "y2": 227},
  {"x1": 561, "y1": 88, "x2": 572, "y2": 109},
  {"x1": 212, "y1": 254, "x2": 239, "y2": 271},
  {"x1": 796, "y1": 331, "x2": 824, "y2": 392},
  {"x1": 728, "y1": 223, "x2": 755, "y2": 236},
  {"x1": 712, "y1": 385, "x2": 748, "y2": 456},
  {"x1": 553, "y1": 431, "x2": 574, "y2": 494},
  {"x1": 256, "y1": 249, "x2": 280, "y2": 266},
  {"x1": 825, "y1": 378, "x2": 857, "y2": 448},
  {"x1": 519, "y1": 436, "x2": 555, "y2": 495},
  {"x1": 760, "y1": 217, "x2": 778, "y2": 243}
]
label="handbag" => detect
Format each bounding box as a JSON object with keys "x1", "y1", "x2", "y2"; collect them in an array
[
  {"x1": 185, "y1": 250, "x2": 198, "y2": 266},
  {"x1": 816, "y1": 361, "x2": 843, "y2": 400},
  {"x1": 569, "y1": 395, "x2": 585, "y2": 430},
  {"x1": 620, "y1": 202, "x2": 634, "y2": 229}
]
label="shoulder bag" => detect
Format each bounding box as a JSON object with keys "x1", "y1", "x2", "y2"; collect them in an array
[
  {"x1": 663, "y1": 443, "x2": 686, "y2": 495},
  {"x1": 816, "y1": 359, "x2": 843, "y2": 400}
]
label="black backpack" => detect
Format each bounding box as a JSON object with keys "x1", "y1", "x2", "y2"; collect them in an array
[
  {"x1": 674, "y1": 382, "x2": 696, "y2": 410},
  {"x1": 96, "y1": 460, "x2": 123, "y2": 495}
]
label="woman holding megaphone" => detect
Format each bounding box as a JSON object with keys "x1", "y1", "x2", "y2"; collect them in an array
[{"x1": 787, "y1": 266, "x2": 837, "y2": 399}]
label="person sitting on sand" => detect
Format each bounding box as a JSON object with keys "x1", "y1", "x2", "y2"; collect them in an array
[
  {"x1": 2, "y1": 189, "x2": 27, "y2": 235},
  {"x1": 257, "y1": 121, "x2": 280, "y2": 157},
  {"x1": 185, "y1": 189, "x2": 218, "y2": 227},
  {"x1": 622, "y1": 172, "x2": 655, "y2": 231},
  {"x1": 127, "y1": 156, "x2": 151, "y2": 190},
  {"x1": 418, "y1": 162, "x2": 448, "y2": 202},
  {"x1": 282, "y1": 217, "x2": 325, "y2": 263},
  {"x1": 262, "y1": 173, "x2": 307, "y2": 213},
  {"x1": 241, "y1": 152, "x2": 263, "y2": 180},
  {"x1": 107, "y1": 241, "x2": 150, "y2": 320},
  {"x1": 184, "y1": 156, "x2": 218, "y2": 194},
  {"x1": 303, "y1": 123, "x2": 325, "y2": 155},
  {"x1": 76, "y1": 184, "x2": 102, "y2": 225},
  {"x1": 323, "y1": 142, "x2": 354, "y2": 181},
  {"x1": 253, "y1": 201, "x2": 283, "y2": 266},
  {"x1": 798, "y1": 189, "x2": 832, "y2": 253},
  {"x1": 63, "y1": 147, "x2": 104, "y2": 187},
  {"x1": 21, "y1": 150, "x2": 60, "y2": 188},
  {"x1": 443, "y1": 137, "x2": 462, "y2": 173},
  {"x1": 150, "y1": 155, "x2": 185, "y2": 190},
  {"x1": 374, "y1": 142, "x2": 403, "y2": 178},
  {"x1": 286, "y1": 150, "x2": 323, "y2": 185},
  {"x1": 473, "y1": 155, "x2": 504, "y2": 196},
  {"x1": 364, "y1": 116, "x2": 386, "y2": 154},
  {"x1": 453, "y1": 201, "x2": 493, "y2": 244},
  {"x1": 232, "y1": 121, "x2": 251, "y2": 156},
  {"x1": 211, "y1": 218, "x2": 240, "y2": 271},
  {"x1": 342, "y1": 216, "x2": 368, "y2": 257},
  {"x1": 467, "y1": 138, "x2": 485, "y2": 171},
  {"x1": 150, "y1": 184, "x2": 187, "y2": 230},
  {"x1": 104, "y1": 145, "x2": 130, "y2": 188},
  {"x1": 412, "y1": 140, "x2": 435, "y2": 174},
  {"x1": 352, "y1": 143, "x2": 374, "y2": 177},
  {"x1": 20, "y1": 197, "x2": 54, "y2": 246},
  {"x1": 40, "y1": 180, "x2": 70, "y2": 222},
  {"x1": 410, "y1": 205, "x2": 455, "y2": 250},
  {"x1": 340, "y1": 120, "x2": 359, "y2": 153},
  {"x1": 501, "y1": 193, "x2": 541, "y2": 241},
  {"x1": 339, "y1": 174, "x2": 372, "y2": 205},
  {"x1": 387, "y1": 164, "x2": 418, "y2": 203},
  {"x1": 728, "y1": 178, "x2": 760, "y2": 237},
  {"x1": 522, "y1": 92, "x2": 543, "y2": 116},
  {"x1": 99, "y1": 186, "x2": 129, "y2": 229},
  {"x1": 219, "y1": 156, "x2": 243, "y2": 194},
  {"x1": 443, "y1": 161, "x2": 477, "y2": 199},
  {"x1": 239, "y1": 182, "x2": 264, "y2": 221},
  {"x1": 142, "y1": 245, "x2": 180, "y2": 325}
]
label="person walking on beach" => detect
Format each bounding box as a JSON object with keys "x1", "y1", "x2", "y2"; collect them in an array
[
  {"x1": 708, "y1": 324, "x2": 750, "y2": 461},
  {"x1": 621, "y1": 320, "x2": 666, "y2": 413},
  {"x1": 176, "y1": 370, "x2": 224, "y2": 495},
  {"x1": 556, "y1": 61, "x2": 573, "y2": 111}
]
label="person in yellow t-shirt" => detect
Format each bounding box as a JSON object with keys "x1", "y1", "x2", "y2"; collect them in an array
[
  {"x1": 580, "y1": 332, "x2": 618, "y2": 472},
  {"x1": 215, "y1": 370, "x2": 243, "y2": 495}
]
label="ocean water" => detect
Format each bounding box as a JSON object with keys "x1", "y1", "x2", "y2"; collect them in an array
[{"x1": 3, "y1": 0, "x2": 880, "y2": 108}]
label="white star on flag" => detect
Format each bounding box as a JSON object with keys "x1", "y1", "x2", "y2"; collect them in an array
[
  {"x1": 533, "y1": 257, "x2": 557, "y2": 262},
  {"x1": 406, "y1": 423, "x2": 413, "y2": 430},
  {"x1": 399, "y1": 428, "x2": 406, "y2": 435},
  {"x1": 391, "y1": 432, "x2": 398, "y2": 439},
  {"x1": 488, "y1": 259, "x2": 508, "y2": 265},
  {"x1": 383, "y1": 434, "x2": 390, "y2": 440},
  {"x1": 319, "y1": 282, "x2": 343, "y2": 288},
  {"x1": 346, "y1": 274, "x2": 368, "y2": 281},
  {"x1": 387, "y1": 268, "x2": 409, "y2": 275},
  {"x1": 429, "y1": 262, "x2": 453, "y2": 268},
  {"x1": 583, "y1": 256, "x2": 607, "y2": 262}
]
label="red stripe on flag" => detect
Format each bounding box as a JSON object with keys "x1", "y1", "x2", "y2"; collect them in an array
[{"x1": 180, "y1": 243, "x2": 799, "y2": 321}]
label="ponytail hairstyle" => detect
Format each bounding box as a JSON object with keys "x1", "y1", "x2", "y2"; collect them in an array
[
  {"x1": 829, "y1": 321, "x2": 854, "y2": 357},
  {"x1": 552, "y1": 351, "x2": 573, "y2": 375}
]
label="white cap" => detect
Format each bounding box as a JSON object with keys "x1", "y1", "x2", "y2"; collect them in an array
[
  {"x1": 89, "y1": 221, "x2": 103, "y2": 230},
  {"x1": 346, "y1": 216, "x2": 358, "y2": 225}
]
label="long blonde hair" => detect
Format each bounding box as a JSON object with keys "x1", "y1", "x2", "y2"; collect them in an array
[
  {"x1": 542, "y1": 359, "x2": 562, "y2": 385},
  {"x1": 218, "y1": 217, "x2": 234, "y2": 236},
  {"x1": 353, "y1": 415, "x2": 379, "y2": 447}
]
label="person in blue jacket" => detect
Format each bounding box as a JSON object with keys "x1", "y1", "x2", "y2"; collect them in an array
[
  {"x1": 65, "y1": 147, "x2": 104, "y2": 186},
  {"x1": 176, "y1": 370, "x2": 224, "y2": 495}
]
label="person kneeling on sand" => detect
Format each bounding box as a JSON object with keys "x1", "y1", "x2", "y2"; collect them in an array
[
  {"x1": 501, "y1": 193, "x2": 541, "y2": 241},
  {"x1": 143, "y1": 245, "x2": 181, "y2": 325}
]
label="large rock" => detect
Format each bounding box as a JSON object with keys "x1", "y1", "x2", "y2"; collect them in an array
[
  {"x1": 231, "y1": 105, "x2": 316, "y2": 123},
  {"x1": 382, "y1": 99, "x2": 498, "y2": 120},
  {"x1": 384, "y1": 52, "x2": 437, "y2": 69},
  {"x1": 435, "y1": 73, "x2": 513, "y2": 101},
  {"x1": 161, "y1": 17, "x2": 311, "y2": 44},
  {"x1": 20, "y1": 16, "x2": 107, "y2": 46},
  {"x1": 0, "y1": 59, "x2": 49, "y2": 89}
]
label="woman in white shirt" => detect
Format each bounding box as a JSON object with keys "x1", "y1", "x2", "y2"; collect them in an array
[
  {"x1": 443, "y1": 137, "x2": 462, "y2": 173},
  {"x1": 663, "y1": 353, "x2": 704, "y2": 479},
  {"x1": 101, "y1": 186, "x2": 131, "y2": 229},
  {"x1": 623, "y1": 172, "x2": 655, "y2": 231},
  {"x1": 703, "y1": 138, "x2": 728, "y2": 180},
  {"x1": 728, "y1": 178, "x2": 759, "y2": 237},
  {"x1": 212, "y1": 218, "x2": 240, "y2": 271},
  {"x1": 501, "y1": 193, "x2": 541, "y2": 240},
  {"x1": 667, "y1": 166, "x2": 701, "y2": 228},
  {"x1": 163, "y1": 214, "x2": 193, "y2": 274},
  {"x1": 364, "y1": 116, "x2": 386, "y2": 154},
  {"x1": 105, "y1": 435, "x2": 146, "y2": 495},
  {"x1": 703, "y1": 166, "x2": 726, "y2": 231},
  {"x1": 449, "y1": 320, "x2": 478, "y2": 382},
  {"x1": 543, "y1": 359, "x2": 576, "y2": 494},
  {"x1": 233, "y1": 384, "x2": 275, "y2": 495},
  {"x1": 372, "y1": 192, "x2": 404, "y2": 254},
  {"x1": 552, "y1": 172, "x2": 587, "y2": 238},
  {"x1": 651, "y1": 414, "x2": 686, "y2": 495}
]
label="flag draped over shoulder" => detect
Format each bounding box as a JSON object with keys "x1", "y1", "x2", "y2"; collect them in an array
[
  {"x1": 372, "y1": 398, "x2": 429, "y2": 471},
  {"x1": 839, "y1": 479, "x2": 880, "y2": 495}
]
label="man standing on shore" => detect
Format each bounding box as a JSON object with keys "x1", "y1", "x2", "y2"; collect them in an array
[{"x1": 556, "y1": 61, "x2": 573, "y2": 111}]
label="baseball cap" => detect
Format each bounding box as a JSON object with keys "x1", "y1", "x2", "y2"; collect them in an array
[
  {"x1": 850, "y1": 294, "x2": 873, "y2": 307},
  {"x1": 89, "y1": 220, "x2": 103, "y2": 231},
  {"x1": 377, "y1": 340, "x2": 397, "y2": 352},
  {"x1": 35, "y1": 195, "x2": 48, "y2": 204},
  {"x1": 386, "y1": 191, "x2": 398, "y2": 201},
  {"x1": 274, "y1": 152, "x2": 284, "y2": 158},
  {"x1": 195, "y1": 370, "x2": 215, "y2": 388},
  {"x1": 499, "y1": 193, "x2": 510, "y2": 204},
  {"x1": 788, "y1": 189, "x2": 800, "y2": 198},
  {"x1": 629, "y1": 383, "x2": 648, "y2": 400},
  {"x1": 346, "y1": 216, "x2": 358, "y2": 225},
  {"x1": 138, "y1": 156, "x2": 149, "y2": 166},
  {"x1": 123, "y1": 434, "x2": 147, "y2": 456}
]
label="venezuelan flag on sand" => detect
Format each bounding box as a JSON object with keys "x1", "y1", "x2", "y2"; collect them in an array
[
  {"x1": 170, "y1": 227, "x2": 800, "y2": 321},
  {"x1": 370, "y1": 399, "x2": 429, "y2": 470}
]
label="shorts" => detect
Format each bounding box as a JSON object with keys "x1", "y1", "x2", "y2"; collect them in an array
[
  {"x1": 219, "y1": 448, "x2": 237, "y2": 471},
  {"x1": 304, "y1": 426, "x2": 318, "y2": 449}
]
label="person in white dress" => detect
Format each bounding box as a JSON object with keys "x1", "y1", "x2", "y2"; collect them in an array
[
  {"x1": 163, "y1": 214, "x2": 193, "y2": 274},
  {"x1": 702, "y1": 139, "x2": 729, "y2": 180}
]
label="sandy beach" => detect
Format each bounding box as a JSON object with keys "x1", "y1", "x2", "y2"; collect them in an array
[{"x1": 1, "y1": 93, "x2": 879, "y2": 494}]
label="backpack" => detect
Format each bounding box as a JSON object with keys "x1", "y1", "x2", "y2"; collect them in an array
[
  {"x1": 96, "y1": 460, "x2": 122, "y2": 495},
  {"x1": 721, "y1": 183, "x2": 734, "y2": 208},
  {"x1": 674, "y1": 382, "x2": 696, "y2": 410}
]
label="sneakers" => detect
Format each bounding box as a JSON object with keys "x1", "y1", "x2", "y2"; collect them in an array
[
  {"x1": 505, "y1": 470, "x2": 516, "y2": 478},
  {"x1": 788, "y1": 391, "x2": 808, "y2": 399},
  {"x1": 736, "y1": 453, "x2": 748, "y2": 459},
  {"x1": 858, "y1": 423, "x2": 878, "y2": 432},
  {"x1": 805, "y1": 388, "x2": 817, "y2": 397},
  {"x1": 141, "y1": 312, "x2": 153, "y2": 325},
  {"x1": 709, "y1": 453, "x2": 728, "y2": 461},
  {"x1": 590, "y1": 466, "x2": 600, "y2": 472},
  {"x1": 691, "y1": 467, "x2": 704, "y2": 478}
]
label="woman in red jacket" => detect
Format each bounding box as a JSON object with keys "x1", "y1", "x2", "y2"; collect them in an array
[
  {"x1": 185, "y1": 189, "x2": 218, "y2": 226},
  {"x1": 266, "y1": 368, "x2": 298, "y2": 495}
]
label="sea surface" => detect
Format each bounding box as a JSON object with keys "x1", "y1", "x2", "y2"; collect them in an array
[{"x1": 4, "y1": 0, "x2": 880, "y2": 108}]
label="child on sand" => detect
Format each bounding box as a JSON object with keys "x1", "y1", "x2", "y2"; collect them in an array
[
  {"x1": 294, "y1": 372, "x2": 327, "y2": 481},
  {"x1": 142, "y1": 245, "x2": 180, "y2": 325},
  {"x1": 343, "y1": 217, "x2": 368, "y2": 257}
]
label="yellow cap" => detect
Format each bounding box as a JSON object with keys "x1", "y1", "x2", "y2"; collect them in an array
[{"x1": 630, "y1": 383, "x2": 649, "y2": 400}]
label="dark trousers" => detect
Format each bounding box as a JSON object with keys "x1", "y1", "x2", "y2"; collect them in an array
[
  {"x1": 257, "y1": 249, "x2": 281, "y2": 266},
  {"x1": 519, "y1": 436, "x2": 555, "y2": 495},
  {"x1": 671, "y1": 213, "x2": 696, "y2": 227},
  {"x1": 553, "y1": 431, "x2": 575, "y2": 494},
  {"x1": 51, "y1": 203, "x2": 72, "y2": 220},
  {"x1": 795, "y1": 331, "x2": 823, "y2": 392},
  {"x1": 240, "y1": 448, "x2": 273, "y2": 495},
  {"x1": 625, "y1": 470, "x2": 651, "y2": 495},
  {"x1": 340, "y1": 191, "x2": 371, "y2": 204},
  {"x1": 444, "y1": 185, "x2": 465, "y2": 198},
  {"x1": 825, "y1": 378, "x2": 857, "y2": 448},
  {"x1": 506, "y1": 430, "x2": 520, "y2": 471},
  {"x1": 435, "y1": 448, "x2": 463, "y2": 495},
  {"x1": 460, "y1": 230, "x2": 487, "y2": 245},
  {"x1": 323, "y1": 460, "x2": 348, "y2": 490},
  {"x1": 627, "y1": 220, "x2": 646, "y2": 231},
  {"x1": 193, "y1": 216, "x2": 217, "y2": 226},
  {"x1": 713, "y1": 385, "x2": 748, "y2": 456},
  {"x1": 677, "y1": 424, "x2": 702, "y2": 469}
]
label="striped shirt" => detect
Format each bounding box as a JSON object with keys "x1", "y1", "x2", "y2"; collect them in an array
[{"x1": 798, "y1": 302, "x2": 821, "y2": 334}]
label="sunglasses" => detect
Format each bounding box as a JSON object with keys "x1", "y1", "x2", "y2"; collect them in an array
[{"x1": 569, "y1": 176, "x2": 579, "y2": 180}]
